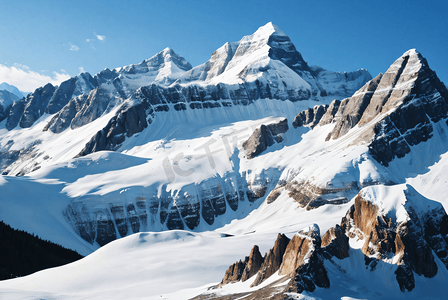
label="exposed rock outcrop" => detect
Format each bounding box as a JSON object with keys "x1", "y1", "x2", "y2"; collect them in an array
[
  {"x1": 76, "y1": 101, "x2": 149, "y2": 156},
  {"x1": 46, "y1": 72, "x2": 98, "y2": 114},
  {"x1": 283, "y1": 180, "x2": 353, "y2": 210},
  {"x1": 292, "y1": 49, "x2": 448, "y2": 167},
  {"x1": 217, "y1": 225, "x2": 330, "y2": 297},
  {"x1": 6, "y1": 83, "x2": 55, "y2": 130},
  {"x1": 292, "y1": 104, "x2": 328, "y2": 129},
  {"x1": 321, "y1": 224, "x2": 349, "y2": 260},
  {"x1": 214, "y1": 184, "x2": 448, "y2": 298},
  {"x1": 64, "y1": 169, "x2": 278, "y2": 246},
  {"x1": 339, "y1": 185, "x2": 448, "y2": 291},
  {"x1": 251, "y1": 233, "x2": 290, "y2": 287},
  {"x1": 241, "y1": 245, "x2": 264, "y2": 282},
  {"x1": 0, "y1": 90, "x2": 19, "y2": 122},
  {"x1": 220, "y1": 259, "x2": 246, "y2": 285},
  {"x1": 242, "y1": 118, "x2": 288, "y2": 159},
  {"x1": 220, "y1": 245, "x2": 264, "y2": 286}
]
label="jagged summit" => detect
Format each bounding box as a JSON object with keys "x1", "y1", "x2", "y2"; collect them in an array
[
  {"x1": 176, "y1": 22, "x2": 370, "y2": 101},
  {"x1": 242, "y1": 22, "x2": 287, "y2": 41},
  {"x1": 115, "y1": 47, "x2": 192, "y2": 85},
  {"x1": 293, "y1": 48, "x2": 448, "y2": 166}
]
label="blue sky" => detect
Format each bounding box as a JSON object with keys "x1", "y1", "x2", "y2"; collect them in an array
[{"x1": 0, "y1": 0, "x2": 447, "y2": 92}]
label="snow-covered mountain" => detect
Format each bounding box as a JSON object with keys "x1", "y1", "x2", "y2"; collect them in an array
[
  {"x1": 0, "y1": 89, "x2": 20, "y2": 122},
  {"x1": 0, "y1": 22, "x2": 370, "y2": 175},
  {"x1": 0, "y1": 22, "x2": 447, "y2": 299},
  {"x1": 0, "y1": 82, "x2": 26, "y2": 98}
]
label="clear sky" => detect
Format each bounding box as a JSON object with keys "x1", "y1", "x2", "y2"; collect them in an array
[{"x1": 0, "y1": 0, "x2": 447, "y2": 92}]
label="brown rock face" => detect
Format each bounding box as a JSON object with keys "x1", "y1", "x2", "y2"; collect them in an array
[
  {"x1": 251, "y1": 233, "x2": 290, "y2": 287},
  {"x1": 327, "y1": 73, "x2": 383, "y2": 140},
  {"x1": 321, "y1": 224, "x2": 349, "y2": 260},
  {"x1": 344, "y1": 195, "x2": 396, "y2": 257},
  {"x1": 285, "y1": 250, "x2": 330, "y2": 294},
  {"x1": 341, "y1": 189, "x2": 448, "y2": 291},
  {"x1": 243, "y1": 118, "x2": 289, "y2": 159},
  {"x1": 220, "y1": 259, "x2": 246, "y2": 285},
  {"x1": 285, "y1": 180, "x2": 353, "y2": 210},
  {"x1": 216, "y1": 186, "x2": 448, "y2": 298},
  {"x1": 278, "y1": 225, "x2": 321, "y2": 275},
  {"x1": 219, "y1": 225, "x2": 330, "y2": 296},
  {"x1": 220, "y1": 245, "x2": 264, "y2": 286},
  {"x1": 317, "y1": 99, "x2": 341, "y2": 126},
  {"x1": 241, "y1": 245, "x2": 264, "y2": 282},
  {"x1": 280, "y1": 225, "x2": 329, "y2": 294}
]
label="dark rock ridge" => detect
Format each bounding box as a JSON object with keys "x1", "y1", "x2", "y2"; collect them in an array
[
  {"x1": 340, "y1": 186, "x2": 448, "y2": 291},
  {"x1": 251, "y1": 233, "x2": 290, "y2": 287},
  {"x1": 218, "y1": 225, "x2": 330, "y2": 296},
  {"x1": 0, "y1": 90, "x2": 20, "y2": 122},
  {"x1": 64, "y1": 169, "x2": 276, "y2": 246},
  {"x1": 215, "y1": 185, "x2": 448, "y2": 298},
  {"x1": 6, "y1": 83, "x2": 56, "y2": 130},
  {"x1": 4, "y1": 48, "x2": 191, "y2": 133},
  {"x1": 242, "y1": 118, "x2": 288, "y2": 159},
  {"x1": 220, "y1": 245, "x2": 264, "y2": 285},
  {"x1": 293, "y1": 49, "x2": 448, "y2": 167}
]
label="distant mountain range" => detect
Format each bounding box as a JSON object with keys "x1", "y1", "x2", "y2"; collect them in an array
[{"x1": 0, "y1": 82, "x2": 27, "y2": 98}]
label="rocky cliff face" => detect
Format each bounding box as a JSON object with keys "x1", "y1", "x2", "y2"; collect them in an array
[
  {"x1": 4, "y1": 48, "x2": 190, "y2": 134},
  {"x1": 269, "y1": 49, "x2": 448, "y2": 214},
  {"x1": 216, "y1": 225, "x2": 330, "y2": 298},
  {"x1": 293, "y1": 49, "x2": 448, "y2": 167},
  {"x1": 213, "y1": 184, "x2": 448, "y2": 298},
  {"x1": 340, "y1": 185, "x2": 448, "y2": 291},
  {"x1": 63, "y1": 169, "x2": 277, "y2": 246},
  {"x1": 242, "y1": 118, "x2": 288, "y2": 159},
  {"x1": 0, "y1": 90, "x2": 19, "y2": 122}
]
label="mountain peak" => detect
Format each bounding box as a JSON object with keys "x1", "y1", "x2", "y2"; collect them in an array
[
  {"x1": 0, "y1": 82, "x2": 26, "y2": 98},
  {"x1": 159, "y1": 47, "x2": 175, "y2": 57},
  {"x1": 247, "y1": 22, "x2": 287, "y2": 41},
  {"x1": 402, "y1": 48, "x2": 418, "y2": 57}
]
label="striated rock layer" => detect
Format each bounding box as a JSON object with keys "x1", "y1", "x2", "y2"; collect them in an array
[{"x1": 64, "y1": 169, "x2": 276, "y2": 246}]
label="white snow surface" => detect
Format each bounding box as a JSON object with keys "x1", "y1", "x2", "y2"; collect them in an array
[
  {"x1": 1, "y1": 100, "x2": 448, "y2": 298},
  {"x1": 1, "y1": 92, "x2": 448, "y2": 298},
  {"x1": 360, "y1": 184, "x2": 444, "y2": 223}
]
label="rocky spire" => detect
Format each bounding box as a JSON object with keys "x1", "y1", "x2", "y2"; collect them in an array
[{"x1": 251, "y1": 233, "x2": 290, "y2": 287}]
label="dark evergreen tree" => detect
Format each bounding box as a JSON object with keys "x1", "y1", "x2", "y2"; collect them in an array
[{"x1": 0, "y1": 221, "x2": 83, "y2": 280}]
